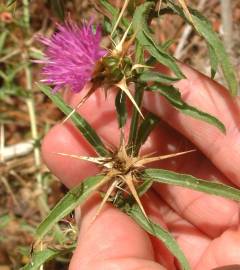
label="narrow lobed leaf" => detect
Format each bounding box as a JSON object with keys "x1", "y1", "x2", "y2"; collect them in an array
[
  {"x1": 99, "y1": 0, "x2": 119, "y2": 17},
  {"x1": 36, "y1": 175, "x2": 104, "y2": 242},
  {"x1": 21, "y1": 246, "x2": 75, "y2": 270},
  {"x1": 99, "y1": 0, "x2": 130, "y2": 34},
  {"x1": 139, "y1": 71, "x2": 180, "y2": 84},
  {"x1": 38, "y1": 83, "x2": 109, "y2": 156},
  {"x1": 21, "y1": 249, "x2": 60, "y2": 270},
  {"x1": 132, "y1": 2, "x2": 185, "y2": 79},
  {"x1": 137, "y1": 179, "x2": 153, "y2": 197},
  {"x1": 166, "y1": 0, "x2": 238, "y2": 96},
  {"x1": 135, "y1": 112, "x2": 160, "y2": 154},
  {"x1": 127, "y1": 204, "x2": 191, "y2": 270},
  {"x1": 208, "y1": 44, "x2": 218, "y2": 79},
  {"x1": 148, "y1": 84, "x2": 226, "y2": 133},
  {"x1": 143, "y1": 169, "x2": 240, "y2": 201},
  {"x1": 161, "y1": 39, "x2": 175, "y2": 51}
]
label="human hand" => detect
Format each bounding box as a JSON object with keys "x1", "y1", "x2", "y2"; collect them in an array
[{"x1": 42, "y1": 64, "x2": 240, "y2": 270}]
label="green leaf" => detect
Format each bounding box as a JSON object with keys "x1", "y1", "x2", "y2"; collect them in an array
[
  {"x1": 148, "y1": 84, "x2": 226, "y2": 133},
  {"x1": 21, "y1": 246, "x2": 75, "y2": 270},
  {"x1": 132, "y1": 2, "x2": 185, "y2": 79},
  {"x1": 115, "y1": 90, "x2": 127, "y2": 128},
  {"x1": 29, "y1": 48, "x2": 45, "y2": 60},
  {"x1": 161, "y1": 39, "x2": 175, "y2": 51},
  {"x1": 0, "y1": 214, "x2": 11, "y2": 230},
  {"x1": 50, "y1": 0, "x2": 65, "y2": 21},
  {"x1": 139, "y1": 71, "x2": 180, "y2": 84},
  {"x1": 38, "y1": 84, "x2": 109, "y2": 156},
  {"x1": 36, "y1": 175, "x2": 104, "y2": 242},
  {"x1": 21, "y1": 249, "x2": 60, "y2": 270},
  {"x1": 0, "y1": 31, "x2": 8, "y2": 53},
  {"x1": 127, "y1": 204, "x2": 190, "y2": 270},
  {"x1": 135, "y1": 112, "x2": 159, "y2": 154},
  {"x1": 7, "y1": 0, "x2": 16, "y2": 6},
  {"x1": 103, "y1": 17, "x2": 113, "y2": 34},
  {"x1": 167, "y1": 1, "x2": 238, "y2": 96},
  {"x1": 143, "y1": 169, "x2": 240, "y2": 201},
  {"x1": 100, "y1": 0, "x2": 118, "y2": 18},
  {"x1": 0, "y1": 70, "x2": 7, "y2": 81},
  {"x1": 99, "y1": 0, "x2": 129, "y2": 33},
  {"x1": 137, "y1": 179, "x2": 153, "y2": 196},
  {"x1": 208, "y1": 44, "x2": 218, "y2": 79},
  {"x1": 146, "y1": 56, "x2": 157, "y2": 66}
]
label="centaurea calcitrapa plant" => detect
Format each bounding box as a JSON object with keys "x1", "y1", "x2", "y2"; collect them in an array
[{"x1": 24, "y1": 1, "x2": 240, "y2": 270}]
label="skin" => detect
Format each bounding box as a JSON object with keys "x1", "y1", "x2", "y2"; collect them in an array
[{"x1": 42, "y1": 64, "x2": 240, "y2": 270}]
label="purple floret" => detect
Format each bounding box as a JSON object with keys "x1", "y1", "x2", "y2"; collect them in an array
[{"x1": 39, "y1": 20, "x2": 106, "y2": 93}]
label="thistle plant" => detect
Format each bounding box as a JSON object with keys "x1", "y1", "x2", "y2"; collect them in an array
[{"x1": 23, "y1": 1, "x2": 240, "y2": 270}]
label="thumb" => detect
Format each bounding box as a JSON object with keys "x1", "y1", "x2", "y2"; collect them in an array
[{"x1": 69, "y1": 195, "x2": 165, "y2": 270}]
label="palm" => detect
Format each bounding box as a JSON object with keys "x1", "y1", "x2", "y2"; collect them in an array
[{"x1": 42, "y1": 64, "x2": 240, "y2": 270}]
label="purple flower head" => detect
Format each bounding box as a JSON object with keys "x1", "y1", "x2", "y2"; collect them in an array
[{"x1": 39, "y1": 19, "x2": 106, "y2": 93}]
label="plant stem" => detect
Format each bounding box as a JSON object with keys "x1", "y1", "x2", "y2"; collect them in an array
[
  {"x1": 23, "y1": 2, "x2": 66, "y2": 244},
  {"x1": 128, "y1": 84, "x2": 144, "y2": 152},
  {"x1": 220, "y1": 0, "x2": 233, "y2": 54},
  {"x1": 128, "y1": 41, "x2": 145, "y2": 154},
  {"x1": 25, "y1": 64, "x2": 49, "y2": 217},
  {"x1": 23, "y1": 0, "x2": 30, "y2": 31},
  {"x1": 23, "y1": 0, "x2": 49, "y2": 217}
]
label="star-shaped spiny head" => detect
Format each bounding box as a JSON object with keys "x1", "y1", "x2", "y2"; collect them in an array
[{"x1": 57, "y1": 139, "x2": 195, "y2": 221}]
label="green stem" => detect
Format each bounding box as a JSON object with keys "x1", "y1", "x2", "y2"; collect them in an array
[
  {"x1": 128, "y1": 41, "x2": 145, "y2": 155},
  {"x1": 23, "y1": 0, "x2": 30, "y2": 31},
  {"x1": 127, "y1": 84, "x2": 144, "y2": 151}
]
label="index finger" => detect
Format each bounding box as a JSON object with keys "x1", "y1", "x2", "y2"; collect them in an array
[{"x1": 143, "y1": 64, "x2": 240, "y2": 186}]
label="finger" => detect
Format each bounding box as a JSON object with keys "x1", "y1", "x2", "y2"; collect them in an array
[
  {"x1": 41, "y1": 89, "x2": 125, "y2": 188},
  {"x1": 143, "y1": 191, "x2": 211, "y2": 269},
  {"x1": 69, "y1": 195, "x2": 166, "y2": 270},
  {"x1": 153, "y1": 150, "x2": 239, "y2": 238},
  {"x1": 141, "y1": 65, "x2": 240, "y2": 237},
  {"x1": 41, "y1": 122, "x2": 100, "y2": 187},
  {"x1": 63, "y1": 89, "x2": 126, "y2": 146},
  {"x1": 143, "y1": 64, "x2": 240, "y2": 186},
  {"x1": 195, "y1": 227, "x2": 240, "y2": 270}
]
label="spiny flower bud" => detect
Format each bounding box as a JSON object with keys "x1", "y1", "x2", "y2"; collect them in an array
[{"x1": 101, "y1": 55, "x2": 133, "y2": 83}]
